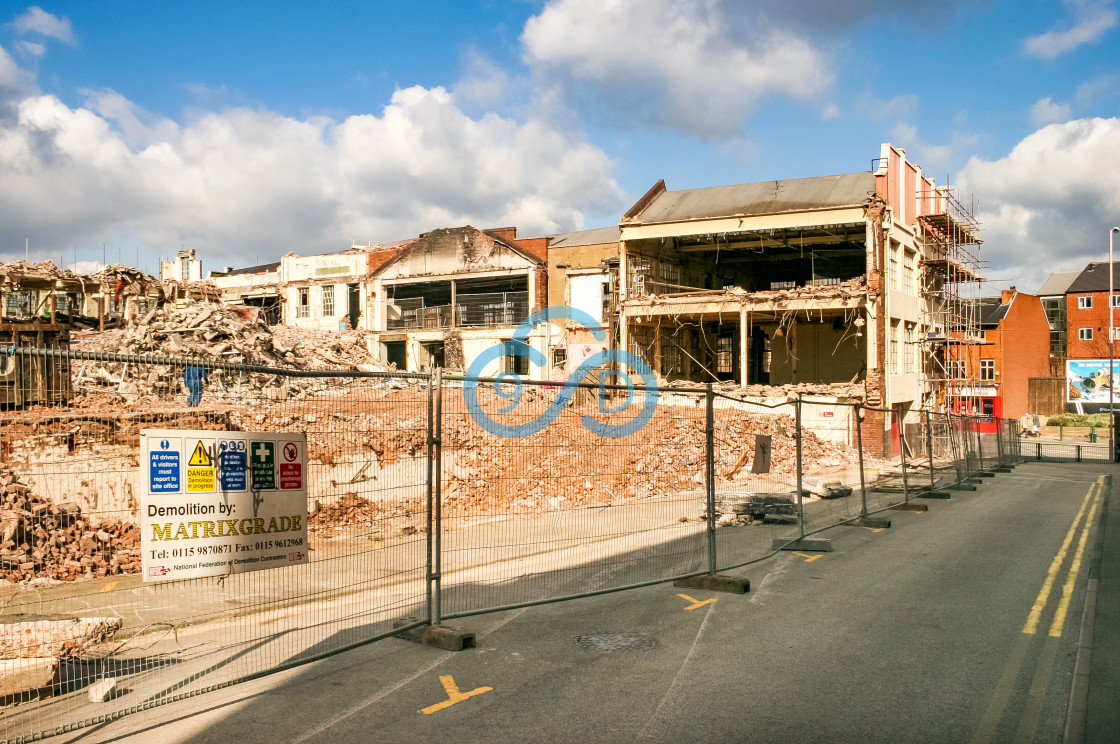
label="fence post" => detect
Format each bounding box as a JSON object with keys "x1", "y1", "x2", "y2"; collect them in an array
[
  {"x1": 855, "y1": 404, "x2": 867, "y2": 517},
  {"x1": 424, "y1": 368, "x2": 436, "y2": 625},
  {"x1": 796, "y1": 395, "x2": 805, "y2": 539},
  {"x1": 925, "y1": 410, "x2": 935, "y2": 494},
  {"x1": 974, "y1": 418, "x2": 984, "y2": 474},
  {"x1": 999, "y1": 419, "x2": 1008, "y2": 466},
  {"x1": 1036, "y1": 442, "x2": 1042, "y2": 460},
  {"x1": 705, "y1": 383, "x2": 717, "y2": 576},
  {"x1": 899, "y1": 415, "x2": 910, "y2": 503},
  {"x1": 432, "y1": 367, "x2": 444, "y2": 625}
]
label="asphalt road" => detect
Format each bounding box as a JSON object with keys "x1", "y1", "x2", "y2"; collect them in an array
[{"x1": 54, "y1": 461, "x2": 1113, "y2": 744}]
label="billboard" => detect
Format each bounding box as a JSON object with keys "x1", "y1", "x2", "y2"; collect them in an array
[
  {"x1": 141, "y1": 429, "x2": 309, "y2": 582},
  {"x1": 1066, "y1": 359, "x2": 1120, "y2": 403}
]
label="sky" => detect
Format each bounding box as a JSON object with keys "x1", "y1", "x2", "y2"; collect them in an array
[{"x1": 0, "y1": 1, "x2": 1118, "y2": 293}]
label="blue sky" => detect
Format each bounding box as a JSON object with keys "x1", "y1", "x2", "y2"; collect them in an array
[{"x1": 1, "y1": 1, "x2": 1119, "y2": 292}]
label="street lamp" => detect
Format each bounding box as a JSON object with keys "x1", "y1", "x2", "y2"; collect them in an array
[{"x1": 1112, "y1": 227, "x2": 1120, "y2": 462}]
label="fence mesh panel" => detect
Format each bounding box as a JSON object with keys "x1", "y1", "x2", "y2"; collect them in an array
[
  {"x1": 0, "y1": 344, "x2": 1040, "y2": 742},
  {"x1": 0, "y1": 349, "x2": 430, "y2": 743}
]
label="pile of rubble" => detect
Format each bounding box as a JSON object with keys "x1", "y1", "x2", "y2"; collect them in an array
[
  {"x1": 307, "y1": 492, "x2": 419, "y2": 540},
  {"x1": 0, "y1": 466, "x2": 140, "y2": 584},
  {"x1": 663, "y1": 379, "x2": 866, "y2": 400},
  {"x1": 71, "y1": 302, "x2": 388, "y2": 403}
]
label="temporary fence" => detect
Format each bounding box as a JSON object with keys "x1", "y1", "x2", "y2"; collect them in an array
[{"x1": 0, "y1": 345, "x2": 1026, "y2": 742}]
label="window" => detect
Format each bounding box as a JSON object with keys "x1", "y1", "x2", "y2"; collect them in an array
[
  {"x1": 1079, "y1": 327, "x2": 1093, "y2": 340},
  {"x1": 180, "y1": 258, "x2": 190, "y2": 282},
  {"x1": 903, "y1": 327, "x2": 915, "y2": 373},
  {"x1": 1079, "y1": 296, "x2": 1093, "y2": 309},
  {"x1": 296, "y1": 287, "x2": 310, "y2": 319},
  {"x1": 889, "y1": 322, "x2": 899, "y2": 373},
  {"x1": 322, "y1": 285, "x2": 335, "y2": 317},
  {"x1": 904, "y1": 250, "x2": 916, "y2": 294},
  {"x1": 980, "y1": 359, "x2": 995, "y2": 380},
  {"x1": 1112, "y1": 295, "x2": 1120, "y2": 307},
  {"x1": 947, "y1": 359, "x2": 966, "y2": 379}
]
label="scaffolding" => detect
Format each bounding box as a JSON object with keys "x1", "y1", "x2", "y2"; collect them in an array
[{"x1": 918, "y1": 185, "x2": 984, "y2": 414}]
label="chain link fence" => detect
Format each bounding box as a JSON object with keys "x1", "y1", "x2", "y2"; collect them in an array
[{"x1": 0, "y1": 345, "x2": 1026, "y2": 742}]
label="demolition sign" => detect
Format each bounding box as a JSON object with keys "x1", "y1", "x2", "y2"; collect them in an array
[{"x1": 140, "y1": 429, "x2": 309, "y2": 582}]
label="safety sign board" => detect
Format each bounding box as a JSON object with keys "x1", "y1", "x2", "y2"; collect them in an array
[{"x1": 140, "y1": 429, "x2": 308, "y2": 583}]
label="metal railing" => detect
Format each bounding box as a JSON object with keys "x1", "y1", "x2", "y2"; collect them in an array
[{"x1": 0, "y1": 344, "x2": 1029, "y2": 742}]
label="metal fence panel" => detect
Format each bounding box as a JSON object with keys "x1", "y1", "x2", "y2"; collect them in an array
[{"x1": 0, "y1": 348, "x2": 430, "y2": 743}]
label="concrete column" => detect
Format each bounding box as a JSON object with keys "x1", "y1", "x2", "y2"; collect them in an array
[{"x1": 739, "y1": 305, "x2": 750, "y2": 389}]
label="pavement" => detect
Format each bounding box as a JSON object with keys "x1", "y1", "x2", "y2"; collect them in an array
[{"x1": 1081, "y1": 463, "x2": 1119, "y2": 742}]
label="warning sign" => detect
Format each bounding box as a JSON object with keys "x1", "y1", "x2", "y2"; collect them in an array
[
  {"x1": 141, "y1": 430, "x2": 308, "y2": 583},
  {"x1": 188, "y1": 441, "x2": 212, "y2": 467},
  {"x1": 187, "y1": 440, "x2": 214, "y2": 493},
  {"x1": 280, "y1": 441, "x2": 302, "y2": 489}
]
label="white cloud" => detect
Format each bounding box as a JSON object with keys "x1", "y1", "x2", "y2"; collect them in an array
[
  {"x1": 1030, "y1": 96, "x2": 1072, "y2": 126},
  {"x1": 1024, "y1": 0, "x2": 1117, "y2": 58},
  {"x1": 0, "y1": 62, "x2": 626, "y2": 270},
  {"x1": 13, "y1": 40, "x2": 44, "y2": 58},
  {"x1": 12, "y1": 6, "x2": 75, "y2": 45},
  {"x1": 959, "y1": 118, "x2": 1120, "y2": 292},
  {"x1": 521, "y1": 0, "x2": 832, "y2": 138}
]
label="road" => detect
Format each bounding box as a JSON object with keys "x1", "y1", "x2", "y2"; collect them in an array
[{"x1": 51, "y1": 461, "x2": 1113, "y2": 744}]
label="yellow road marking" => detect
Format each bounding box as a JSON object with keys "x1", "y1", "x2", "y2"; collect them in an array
[
  {"x1": 677, "y1": 593, "x2": 717, "y2": 610},
  {"x1": 1023, "y1": 478, "x2": 1098, "y2": 635},
  {"x1": 100, "y1": 581, "x2": 118, "y2": 593},
  {"x1": 862, "y1": 527, "x2": 885, "y2": 533},
  {"x1": 419, "y1": 675, "x2": 492, "y2": 715},
  {"x1": 792, "y1": 552, "x2": 822, "y2": 562},
  {"x1": 1049, "y1": 482, "x2": 1102, "y2": 637}
]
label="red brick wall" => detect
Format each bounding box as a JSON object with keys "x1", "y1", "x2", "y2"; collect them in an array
[
  {"x1": 988, "y1": 293, "x2": 1050, "y2": 418},
  {"x1": 1066, "y1": 290, "x2": 1118, "y2": 360}
]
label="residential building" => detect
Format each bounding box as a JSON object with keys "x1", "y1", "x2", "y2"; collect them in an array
[
  {"x1": 1036, "y1": 271, "x2": 1079, "y2": 375},
  {"x1": 365, "y1": 226, "x2": 549, "y2": 374},
  {"x1": 944, "y1": 289, "x2": 1049, "y2": 419}
]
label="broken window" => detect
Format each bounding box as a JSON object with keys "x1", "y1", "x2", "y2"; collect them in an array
[
  {"x1": 980, "y1": 359, "x2": 995, "y2": 380},
  {"x1": 322, "y1": 285, "x2": 335, "y2": 317},
  {"x1": 296, "y1": 287, "x2": 310, "y2": 319},
  {"x1": 627, "y1": 256, "x2": 652, "y2": 296},
  {"x1": 4, "y1": 290, "x2": 39, "y2": 318}
]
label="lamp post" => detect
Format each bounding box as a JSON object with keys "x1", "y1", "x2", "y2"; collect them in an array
[{"x1": 1112, "y1": 227, "x2": 1120, "y2": 462}]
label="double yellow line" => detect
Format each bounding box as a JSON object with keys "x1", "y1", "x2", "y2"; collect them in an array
[{"x1": 1022, "y1": 475, "x2": 1103, "y2": 637}]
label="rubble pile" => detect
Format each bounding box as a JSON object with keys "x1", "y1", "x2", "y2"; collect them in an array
[
  {"x1": 71, "y1": 302, "x2": 387, "y2": 403},
  {"x1": 664, "y1": 379, "x2": 865, "y2": 399},
  {"x1": 434, "y1": 388, "x2": 860, "y2": 513},
  {"x1": 0, "y1": 466, "x2": 140, "y2": 584},
  {"x1": 307, "y1": 492, "x2": 420, "y2": 540}
]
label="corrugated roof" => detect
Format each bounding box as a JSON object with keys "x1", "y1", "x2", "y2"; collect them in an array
[
  {"x1": 626, "y1": 172, "x2": 876, "y2": 225},
  {"x1": 1035, "y1": 271, "x2": 1081, "y2": 296},
  {"x1": 1067, "y1": 262, "x2": 1120, "y2": 293},
  {"x1": 548, "y1": 225, "x2": 621, "y2": 248}
]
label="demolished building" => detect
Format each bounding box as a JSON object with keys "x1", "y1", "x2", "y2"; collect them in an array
[
  {"x1": 616, "y1": 144, "x2": 982, "y2": 452},
  {"x1": 365, "y1": 226, "x2": 549, "y2": 374}
]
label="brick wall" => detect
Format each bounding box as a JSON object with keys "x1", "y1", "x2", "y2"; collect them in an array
[{"x1": 1066, "y1": 290, "x2": 1119, "y2": 360}]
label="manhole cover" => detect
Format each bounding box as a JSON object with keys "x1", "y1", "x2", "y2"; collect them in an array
[{"x1": 573, "y1": 633, "x2": 657, "y2": 651}]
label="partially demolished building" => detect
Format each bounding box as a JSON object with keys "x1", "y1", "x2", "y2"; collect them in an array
[
  {"x1": 366, "y1": 226, "x2": 549, "y2": 373},
  {"x1": 616, "y1": 144, "x2": 982, "y2": 445}
]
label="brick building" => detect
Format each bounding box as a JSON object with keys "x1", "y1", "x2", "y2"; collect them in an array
[
  {"x1": 945, "y1": 289, "x2": 1049, "y2": 419},
  {"x1": 1065, "y1": 262, "x2": 1120, "y2": 360}
]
